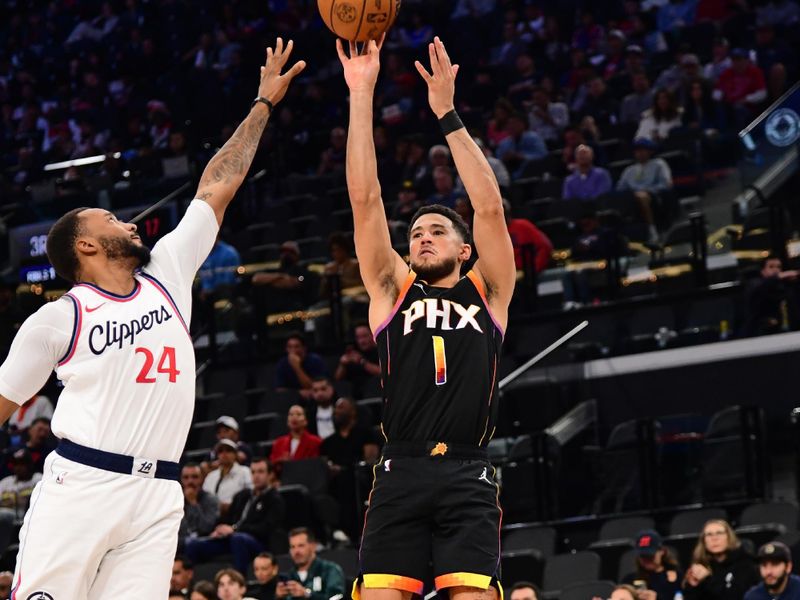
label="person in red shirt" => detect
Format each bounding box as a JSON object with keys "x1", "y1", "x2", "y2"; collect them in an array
[
  {"x1": 715, "y1": 49, "x2": 767, "y2": 110},
  {"x1": 503, "y1": 199, "x2": 553, "y2": 273},
  {"x1": 269, "y1": 405, "x2": 322, "y2": 472}
]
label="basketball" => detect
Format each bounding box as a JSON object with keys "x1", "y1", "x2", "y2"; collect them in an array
[{"x1": 317, "y1": 0, "x2": 401, "y2": 42}]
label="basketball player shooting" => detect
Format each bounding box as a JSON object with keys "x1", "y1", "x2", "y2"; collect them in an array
[
  {"x1": 0, "y1": 39, "x2": 304, "y2": 599},
  {"x1": 337, "y1": 36, "x2": 516, "y2": 600}
]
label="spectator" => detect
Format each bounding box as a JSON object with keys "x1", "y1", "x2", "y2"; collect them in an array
[
  {"x1": 683, "y1": 79, "x2": 726, "y2": 131},
  {"x1": 335, "y1": 322, "x2": 381, "y2": 399},
  {"x1": 704, "y1": 38, "x2": 732, "y2": 84},
  {"x1": 197, "y1": 235, "x2": 241, "y2": 301},
  {"x1": 562, "y1": 209, "x2": 626, "y2": 307},
  {"x1": 306, "y1": 376, "x2": 337, "y2": 439},
  {"x1": 322, "y1": 397, "x2": 381, "y2": 541},
  {"x1": 637, "y1": 89, "x2": 683, "y2": 142},
  {"x1": 510, "y1": 581, "x2": 540, "y2": 600},
  {"x1": 426, "y1": 166, "x2": 460, "y2": 209},
  {"x1": 191, "y1": 580, "x2": 218, "y2": 600},
  {"x1": 744, "y1": 542, "x2": 800, "y2": 600},
  {"x1": 179, "y1": 463, "x2": 220, "y2": 550},
  {"x1": 0, "y1": 449, "x2": 41, "y2": 519},
  {"x1": 200, "y1": 416, "x2": 253, "y2": 474},
  {"x1": 508, "y1": 53, "x2": 540, "y2": 104},
  {"x1": 562, "y1": 145, "x2": 613, "y2": 201},
  {"x1": 754, "y1": 24, "x2": 795, "y2": 83},
  {"x1": 657, "y1": 0, "x2": 697, "y2": 32},
  {"x1": 216, "y1": 568, "x2": 257, "y2": 600},
  {"x1": 576, "y1": 77, "x2": 619, "y2": 127},
  {"x1": 251, "y1": 241, "x2": 314, "y2": 312},
  {"x1": 8, "y1": 393, "x2": 53, "y2": 434},
  {"x1": 715, "y1": 49, "x2": 767, "y2": 119},
  {"x1": 12, "y1": 417, "x2": 54, "y2": 474},
  {"x1": 622, "y1": 530, "x2": 684, "y2": 600},
  {"x1": 496, "y1": 113, "x2": 548, "y2": 179},
  {"x1": 317, "y1": 126, "x2": 347, "y2": 176},
  {"x1": 269, "y1": 405, "x2": 323, "y2": 470},
  {"x1": 390, "y1": 180, "x2": 423, "y2": 230},
  {"x1": 621, "y1": 72, "x2": 656, "y2": 125},
  {"x1": 617, "y1": 137, "x2": 673, "y2": 242},
  {"x1": 741, "y1": 254, "x2": 799, "y2": 337},
  {"x1": 275, "y1": 334, "x2": 328, "y2": 395},
  {"x1": 503, "y1": 199, "x2": 553, "y2": 273},
  {"x1": 613, "y1": 585, "x2": 640, "y2": 600},
  {"x1": 474, "y1": 137, "x2": 511, "y2": 191},
  {"x1": 0, "y1": 572, "x2": 11, "y2": 600},
  {"x1": 187, "y1": 458, "x2": 284, "y2": 576},
  {"x1": 276, "y1": 528, "x2": 346, "y2": 600},
  {"x1": 249, "y1": 552, "x2": 280, "y2": 600},
  {"x1": 171, "y1": 555, "x2": 195, "y2": 599},
  {"x1": 320, "y1": 232, "x2": 363, "y2": 298},
  {"x1": 202, "y1": 439, "x2": 253, "y2": 516},
  {"x1": 527, "y1": 87, "x2": 570, "y2": 143},
  {"x1": 683, "y1": 519, "x2": 760, "y2": 600},
  {"x1": 603, "y1": 30, "x2": 628, "y2": 81},
  {"x1": 756, "y1": 0, "x2": 800, "y2": 26},
  {"x1": 486, "y1": 98, "x2": 515, "y2": 148},
  {"x1": 455, "y1": 197, "x2": 475, "y2": 231}
]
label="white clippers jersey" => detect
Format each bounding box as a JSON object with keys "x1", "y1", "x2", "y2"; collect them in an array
[{"x1": 0, "y1": 200, "x2": 218, "y2": 462}]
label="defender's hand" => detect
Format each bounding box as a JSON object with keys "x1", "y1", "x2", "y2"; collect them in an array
[
  {"x1": 259, "y1": 38, "x2": 307, "y2": 105},
  {"x1": 336, "y1": 35, "x2": 385, "y2": 92},
  {"x1": 414, "y1": 36, "x2": 460, "y2": 119}
]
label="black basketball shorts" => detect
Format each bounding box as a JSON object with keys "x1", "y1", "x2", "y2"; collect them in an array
[{"x1": 355, "y1": 441, "x2": 502, "y2": 597}]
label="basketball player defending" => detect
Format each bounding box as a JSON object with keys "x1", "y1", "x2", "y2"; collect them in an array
[
  {"x1": 0, "y1": 39, "x2": 304, "y2": 599},
  {"x1": 337, "y1": 36, "x2": 516, "y2": 600}
]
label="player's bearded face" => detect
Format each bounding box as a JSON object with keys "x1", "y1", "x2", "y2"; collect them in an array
[
  {"x1": 411, "y1": 254, "x2": 459, "y2": 282},
  {"x1": 99, "y1": 234, "x2": 151, "y2": 268}
]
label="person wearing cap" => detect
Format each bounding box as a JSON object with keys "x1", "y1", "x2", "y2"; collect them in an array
[
  {"x1": 683, "y1": 519, "x2": 759, "y2": 600},
  {"x1": 528, "y1": 87, "x2": 569, "y2": 143},
  {"x1": 622, "y1": 530, "x2": 684, "y2": 600},
  {"x1": 0, "y1": 448, "x2": 41, "y2": 519},
  {"x1": 616, "y1": 137, "x2": 673, "y2": 242},
  {"x1": 603, "y1": 30, "x2": 628, "y2": 80},
  {"x1": 744, "y1": 542, "x2": 800, "y2": 600},
  {"x1": 201, "y1": 416, "x2": 253, "y2": 474},
  {"x1": 187, "y1": 457, "x2": 284, "y2": 576},
  {"x1": 202, "y1": 438, "x2": 253, "y2": 517}
]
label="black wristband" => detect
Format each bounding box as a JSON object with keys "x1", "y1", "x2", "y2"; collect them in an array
[
  {"x1": 439, "y1": 109, "x2": 464, "y2": 136},
  {"x1": 251, "y1": 96, "x2": 274, "y2": 114}
]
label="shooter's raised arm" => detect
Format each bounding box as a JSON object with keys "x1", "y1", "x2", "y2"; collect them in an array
[{"x1": 337, "y1": 38, "x2": 409, "y2": 327}]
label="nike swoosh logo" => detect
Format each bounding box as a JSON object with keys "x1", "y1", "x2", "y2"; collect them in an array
[{"x1": 86, "y1": 304, "x2": 105, "y2": 313}]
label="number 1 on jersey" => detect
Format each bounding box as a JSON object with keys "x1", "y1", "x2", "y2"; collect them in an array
[{"x1": 432, "y1": 335, "x2": 447, "y2": 386}]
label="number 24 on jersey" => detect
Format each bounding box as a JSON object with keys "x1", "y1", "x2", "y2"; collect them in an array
[{"x1": 135, "y1": 346, "x2": 180, "y2": 383}]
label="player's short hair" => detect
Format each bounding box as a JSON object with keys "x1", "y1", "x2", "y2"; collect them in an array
[
  {"x1": 174, "y1": 554, "x2": 193, "y2": 570},
  {"x1": 409, "y1": 205, "x2": 471, "y2": 244},
  {"x1": 47, "y1": 207, "x2": 90, "y2": 283},
  {"x1": 289, "y1": 527, "x2": 316, "y2": 542},
  {"x1": 215, "y1": 568, "x2": 246, "y2": 586}
]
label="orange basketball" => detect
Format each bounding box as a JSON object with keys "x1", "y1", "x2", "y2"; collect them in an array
[{"x1": 318, "y1": 0, "x2": 401, "y2": 42}]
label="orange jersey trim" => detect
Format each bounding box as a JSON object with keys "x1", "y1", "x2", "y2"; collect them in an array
[
  {"x1": 435, "y1": 572, "x2": 493, "y2": 590},
  {"x1": 373, "y1": 271, "x2": 417, "y2": 339},
  {"x1": 466, "y1": 270, "x2": 505, "y2": 337},
  {"x1": 363, "y1": 574, "x2": 424, "y2": 594}
]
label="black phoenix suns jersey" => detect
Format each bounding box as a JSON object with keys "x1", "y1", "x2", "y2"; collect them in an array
[{"x1": 374, "y1": 270, "x2": 504, "y2": 447}]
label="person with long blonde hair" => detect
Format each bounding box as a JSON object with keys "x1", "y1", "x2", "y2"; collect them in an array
[{"x1": 683, "y1": 519, "x2": 759, "y2": 600}]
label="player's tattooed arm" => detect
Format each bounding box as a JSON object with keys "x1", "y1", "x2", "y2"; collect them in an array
[{"x1": 196, "y1": 38, "x2": 306, "y2": 225}]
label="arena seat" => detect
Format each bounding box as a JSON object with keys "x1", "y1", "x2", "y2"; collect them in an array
[
  {"x1": 542, "y1": 551, "x2": 601, "y2": 598},
  {"x1": 588, "y1": 539, "x2": 635, "y2": 582},
  {"x1": 668, "y1": 507, "x2": 727, "y2": 535},
  {"x1": 740, "y1": 501, "x2": 799, "y2": 531},
  {"x1": 501, "y1": 549, "x2": 546, "y2": 588},
  {"x1": 559, "y1": 580, "x2": 616, "y2": 600},
  {"x1": 598, "y1": 516, "x2": 655, "y2": 541},
  {"x1": 502, "y1": 525, "x2": 557, "y2": 556},
  {"x1": 617, "y1": 548, "x2": 638, "y2": 581}
]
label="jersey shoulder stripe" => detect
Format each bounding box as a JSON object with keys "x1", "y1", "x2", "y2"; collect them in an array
[
  {"x1": 74, "y1": 281, "x2": 141, "y2": 302},
  {"x1": 374, "y1": 271, "x2": 417, "y2": 339},
  {"x1": 57, "y1": 293, "x2": 82, "y2": 366},
  {"x1": 139, "y1": 272, "x2": 190, "y2": 337}
]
